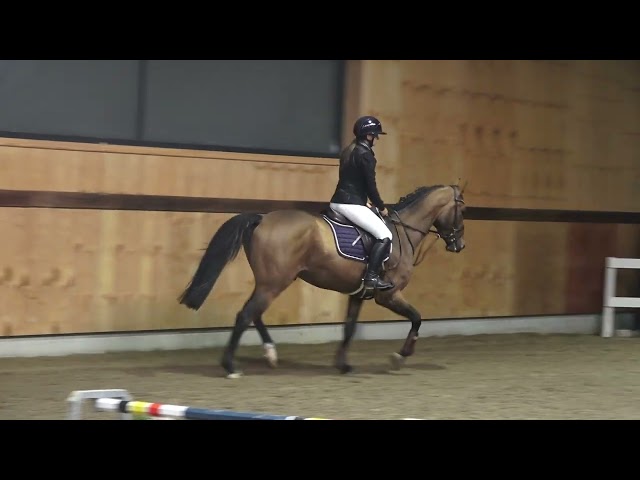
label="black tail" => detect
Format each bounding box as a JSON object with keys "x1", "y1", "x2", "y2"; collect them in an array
[{"x1": 178, "y1": 213, "x2": 263, "y2": 311}]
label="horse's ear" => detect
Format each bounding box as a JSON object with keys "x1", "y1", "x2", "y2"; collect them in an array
[{"x1": 453, "y1": 177, "x2": 468, "y2": 193}]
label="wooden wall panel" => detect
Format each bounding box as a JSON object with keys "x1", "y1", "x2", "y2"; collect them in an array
[
  {"x1": 565, "y1": 224, "x2": 617, "y2": 314},
  {"x1": 0, "y1": 208, "x2": 341, "y2": 336},
  {"x1": 359, "y1": 219, "x2": 520, "y2": 322},
  {"x1": 355, "y1": 60, "x2": 640, "y2": 212},
  {"x1": 358, "y1": 221, "x2": 567, "y2": 322},
  {"x1": 0, "y1": 138, "x2": 338, "y2": 201}
]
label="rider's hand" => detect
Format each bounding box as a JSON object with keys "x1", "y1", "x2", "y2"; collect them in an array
[
  {"x1": 380, "y1": 208, "x2": 389, "y2": 217},
  {"x1": 366, "y1": 201, "x2": 373, "y2": 209}
]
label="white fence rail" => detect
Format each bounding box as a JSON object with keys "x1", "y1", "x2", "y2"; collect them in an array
[{"x1": 601, "y1": 257, "x2": 640, "y2": 338}]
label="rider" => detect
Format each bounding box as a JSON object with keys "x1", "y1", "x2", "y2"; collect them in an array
[{"x1": 329, "y1": 115, "x2": 394, "y2": 291}]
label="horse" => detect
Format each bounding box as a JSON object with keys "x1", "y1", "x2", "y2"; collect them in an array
[{"x1": 178, "y1": 183, "x2": 467, "y2": 378}]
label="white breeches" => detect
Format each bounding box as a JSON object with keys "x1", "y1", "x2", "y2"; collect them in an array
[{"x1": 329, "y1": 203, "x2": 393, "y2": 241}]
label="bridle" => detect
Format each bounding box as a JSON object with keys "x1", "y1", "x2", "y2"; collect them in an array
[{"x1": 387, "y1": 185, "x2": 465, "y2": 267}]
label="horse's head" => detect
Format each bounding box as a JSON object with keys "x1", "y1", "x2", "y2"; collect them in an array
[
  {"x1": 432, "y1": 183, "x2": 466, "y2": 253},
  {"x1": 388, "y1": 182, "x2": 467, "y2": 258}
]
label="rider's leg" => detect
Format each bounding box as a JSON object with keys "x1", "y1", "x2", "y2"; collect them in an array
[{"x1": 328, "y1": 203, "x2": 394, "y2": 290}]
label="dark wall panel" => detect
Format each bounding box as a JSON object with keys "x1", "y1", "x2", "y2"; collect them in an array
[
  {"x1": 0, "y1": 60, "x2": 139, "y2": 139},
  {"x1": 142, "y1": 60, "x2": 343, "y2": 156}
]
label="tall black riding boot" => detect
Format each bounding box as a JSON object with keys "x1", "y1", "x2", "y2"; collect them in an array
[{"x1": 363, "y1": 238, "x2": 394, "y2": 290}]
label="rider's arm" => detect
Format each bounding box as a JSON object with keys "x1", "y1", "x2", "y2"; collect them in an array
[{"x1": 360, "y1": 152, "x2": 386, "y2": 212}]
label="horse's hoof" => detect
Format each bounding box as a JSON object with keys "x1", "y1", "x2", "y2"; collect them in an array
[
  {"x1": 390, "y1": 352, "x2": 406, "y2": 370},
  {"x1": 337, "y1": 364, "x2": 353, "y2": 375},
  {"x1": 226, "y1": 372, "x2": 243, "y2": 379},
  {"x1": 264, "y1": 345, "x2": 278, "y2": 368}
]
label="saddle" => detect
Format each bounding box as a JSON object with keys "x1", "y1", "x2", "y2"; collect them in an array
[{"x1": 320, "y1": 206, "x2": 389, "y2": 264}]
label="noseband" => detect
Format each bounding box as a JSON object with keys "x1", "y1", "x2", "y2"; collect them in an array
[{"x1": 437, "y1": 189, "x2": 465, "y2": 250}]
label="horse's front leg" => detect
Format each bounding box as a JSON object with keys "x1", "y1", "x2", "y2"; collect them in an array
[
  {"x1": 375, "y1": 290, "x2": 421, "y2": 370},
  {"x1": 335, "y1": 295, "x2": 364, "y2": 374}
]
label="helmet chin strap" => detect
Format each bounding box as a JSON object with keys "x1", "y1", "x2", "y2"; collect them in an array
[{"x1": 356, "y1": 134, "x2": 379, "y2": 149}]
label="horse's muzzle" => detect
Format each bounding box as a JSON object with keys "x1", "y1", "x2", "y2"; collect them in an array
[{"x1": 446, "y1": 240, "x2": 465, "y2": 253}]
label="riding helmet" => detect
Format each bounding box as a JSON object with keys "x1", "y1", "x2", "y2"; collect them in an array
[{"x1": 353, "y1": 115, "x2": 387, "y2": 138}]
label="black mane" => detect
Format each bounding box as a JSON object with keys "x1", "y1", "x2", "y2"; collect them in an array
[{"x1": 388, "y1": 184, "x2": 445, "y2": 211}]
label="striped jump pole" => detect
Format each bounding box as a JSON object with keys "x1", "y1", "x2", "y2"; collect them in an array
[
  {"x1": 67, "y1": 389, "x2": 423, "y2": 420},
  {"x1": 93, "y1": 396, "x2": 329, "y2": 420}
]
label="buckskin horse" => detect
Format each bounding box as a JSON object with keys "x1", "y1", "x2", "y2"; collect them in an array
[{"x1": 178, "y1": 182, "x2": 466, "y2": 378}]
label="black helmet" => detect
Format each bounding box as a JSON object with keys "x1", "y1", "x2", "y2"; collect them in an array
[{"x1": 353, "y1": 115, "x2": 387, "y2": 138}]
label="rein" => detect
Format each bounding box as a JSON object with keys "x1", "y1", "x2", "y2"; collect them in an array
[{"x1": 387, "y1": 210, "x2": 440, "y2": 268}]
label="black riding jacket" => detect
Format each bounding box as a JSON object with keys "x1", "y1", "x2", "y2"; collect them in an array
[{"x1": 330, "y1": 139, "x2": 386, "y2": 211}]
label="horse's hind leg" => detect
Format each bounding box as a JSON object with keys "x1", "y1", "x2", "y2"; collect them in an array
[
  {"x1": 221, "y1": 287, "x2": 282, "y2": 378},
  {"x1": 375, "y1": 290, "x2": 422, "y2": 370},
  {"x1": 253, "y1": 317, "x2": 278, "y2": 368},
  {"x1": 222, "y1": 210, "x2": 315, "y2": 376}
]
